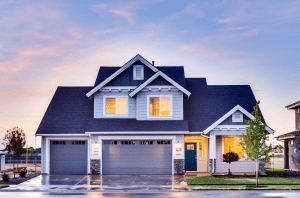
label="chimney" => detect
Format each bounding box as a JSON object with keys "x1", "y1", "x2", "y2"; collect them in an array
[{"x1": 152, "y1": 61, "x2": 155, "y2": 66}]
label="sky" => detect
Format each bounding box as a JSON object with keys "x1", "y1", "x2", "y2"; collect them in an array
[{"x1": 0, "y1": 0, "x2": 299, "y2": 148}]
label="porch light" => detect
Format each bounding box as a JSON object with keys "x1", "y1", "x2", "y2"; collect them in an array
[
  {"x1": 176, "y1": 141, "x2": 182, "y2": 148},
  {"x1": 93, "y1": 142, "x2": 99, "y2": 148}
]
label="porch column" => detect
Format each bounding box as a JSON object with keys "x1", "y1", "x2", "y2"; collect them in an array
[{"x1": 209, "y1": 135, "x2": 216, "y2": 173}]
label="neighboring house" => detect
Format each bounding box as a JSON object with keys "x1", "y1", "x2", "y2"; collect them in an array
[
  {"x1": 276, "y1": 101, "x2": 300, "y2": 170},
  {"x1": 36, "y1": 54, "x2": 274, "y2": 175}
]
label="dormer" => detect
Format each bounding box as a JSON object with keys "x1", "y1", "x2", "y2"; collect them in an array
[{"x1": 86, "y1": 54, "x2": 191, "y2": 120}]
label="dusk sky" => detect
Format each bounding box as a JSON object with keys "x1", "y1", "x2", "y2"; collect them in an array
[{"x1": 0, "y1": 0, "x2": 299, "y2": 148}]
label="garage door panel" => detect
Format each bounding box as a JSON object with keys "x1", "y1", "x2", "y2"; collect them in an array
[
  {"x1": 102, "y1": 140, "x2": 172, "y2": 175},
  {"x1": 50, "y1": 140, "x2": 87, "y2": 175}
]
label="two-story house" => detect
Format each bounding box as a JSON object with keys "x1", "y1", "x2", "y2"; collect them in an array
[
  {"x1": 36, "y1": 54, "x2": 274, "y2": 175},
  {"x1": 276, "y1": 101, "x2": 300, "y2": 170}
]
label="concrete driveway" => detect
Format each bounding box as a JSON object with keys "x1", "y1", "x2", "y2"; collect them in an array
[{"x1": 4, "y1": 175, "x2": 190, "y2": 191}]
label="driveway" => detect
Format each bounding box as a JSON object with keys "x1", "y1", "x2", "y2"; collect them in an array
[{"x1": 4, "y1": 175, "x2": 190, "y2": 191}]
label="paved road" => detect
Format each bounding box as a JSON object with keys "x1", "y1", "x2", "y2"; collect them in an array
[{"x1": 0, "y1": 191, "x2": 300, "y2": 198}]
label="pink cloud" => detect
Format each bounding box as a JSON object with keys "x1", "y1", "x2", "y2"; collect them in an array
[
  {"x1": 108, "y1": 10, "x2": 135, "y2": 24},
  {"x1": 94, "y1": 28, "x2": 120, "y2": 35}
]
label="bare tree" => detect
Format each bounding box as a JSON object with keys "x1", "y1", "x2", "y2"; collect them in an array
[{"x1": 2, "y1": 127, "x2": 26, "y2": 178}]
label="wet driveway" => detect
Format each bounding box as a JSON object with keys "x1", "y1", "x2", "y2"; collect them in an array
[{"x1": 4, "y1": 175, "x2": 190, "y2": 191}]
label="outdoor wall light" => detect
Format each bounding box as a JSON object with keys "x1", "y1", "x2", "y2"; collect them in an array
[
  {"x1": 176, "y1": 141, "x2": 182, "y2": 148},
  {"x1": 92, "y1": 142, "x2": 99, "y2": 148}
]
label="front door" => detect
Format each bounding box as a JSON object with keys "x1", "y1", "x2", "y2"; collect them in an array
[{"x1": 185, "y1": 143, "x2": 197, "y2": 171}]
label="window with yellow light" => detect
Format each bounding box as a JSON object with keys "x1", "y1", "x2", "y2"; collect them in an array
[
  {"x1": 106, "y1": 98, "x2": 126, "y2": 114},
  {"x1": 224, "y1": 136, "x2": 244, "y2": 158},
  {"x1": 149, "y1": 97, "x2": 171, "y2": 116}
]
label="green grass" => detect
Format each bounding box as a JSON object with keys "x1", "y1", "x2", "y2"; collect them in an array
[
  {"x1": 266, "y1": 169, "x2": 285, "y2": 172},
  {"x1": 186, "y1": 176, "x2": 300, "y2": 185},
  {"x1": 189, "y1": 185, "x2": 300, "y2": 190},
  {"x1": 0, "y1": 185, "x2": 9, "y2": 189}
]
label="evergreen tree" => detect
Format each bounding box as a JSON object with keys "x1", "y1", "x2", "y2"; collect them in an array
[{"x1": 240, "y1": 101, "x2": 272, "y2": 187}]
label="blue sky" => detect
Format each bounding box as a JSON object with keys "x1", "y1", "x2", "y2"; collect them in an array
[{"x1": 0, "y1": 0, "x2": 299, "y2": 147}]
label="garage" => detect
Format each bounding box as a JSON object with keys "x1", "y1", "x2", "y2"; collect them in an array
[
  {"x1": 102, "y1": 140, "x2": 172, "y2": 175},
  {"x1": 50, "y1": 140, "x2": 87, "y2": 174}
]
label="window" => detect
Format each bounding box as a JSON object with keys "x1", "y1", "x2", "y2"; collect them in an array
[
  {"x1": 157, "y1": 140, "x2": 171, "y2": 144},
  {"x1": 52, "y1": 141, "x2": 66, "y2": 145},
  {"x1": 139, "y1": 141, "x2": 153, "y2": 145},
  {"x1": 103, "y1": 141, "x2": 117, "y2": 145},
  {"x1": 186, "y1": 144, "x2": 195, "y2": 150},
  {"x1": 104, "y1": 96, "x2": 127, "y2": 115},
  {"x1": 133, "y1": 65, "x2": 144, "y2": 80},
  {"x1": 71, "y1": 141, "x2": 85, "y2": 145},
  {"x1": 148, "y1": 96, "x2": 172, "y2": 117},
  {"x1": 232, "y1": 112, "x2": 243, "y2": 122},
  {"x1": 224, "y1": 136, "x2": 245, "y2": 158},
  {"x1": 121, "y1": 141, "x2": 135, "y2": 145},
  {"x1": 199, "y1": 142, "x2": 203, "y2": 158}
]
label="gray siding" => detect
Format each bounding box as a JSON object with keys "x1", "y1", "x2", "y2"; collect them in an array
[
  {"x1": 41, "y1": 137, "x2": 46, "y2": 174},
  {"x1": 215, "y1": 136, "x2": 256, "y2": 173},
  {"x1": 136, "y1": 91, "x2": 183, "y2": 120},
  {"x1": 219, "y1": 111, "x2": 248, "y2": 125},
  {"x1": 94, "y1": 92, "x2": 136, "y2": 118},
  {"x1": 289, "y1": 141, "x2": 298, "y2": 171}
]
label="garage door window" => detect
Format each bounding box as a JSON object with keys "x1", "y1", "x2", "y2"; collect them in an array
[
  {"x1": 71, "y1": 141, "x2": 85, "y2": 145},
  {"x1": 157, "y1": 140, "x2": 171, "y2": 144},
  {"x1": 139, "y1": 141, "x2": 153, "y2": 145},
  {"x1": 121, "y1": 141, "x2": 135, "y2": 145},
  {"x1": 52, "y1": 141, "x2": 66, "y2": 145},
  {"x1": 103, "y1": 141, "x2": 118, "y2": 145}
]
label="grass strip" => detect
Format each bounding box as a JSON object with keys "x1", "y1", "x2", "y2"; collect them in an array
[
  {"x1": 189, "y1": 185, "x2": 300, "y2": 190},
  {"x1": 0, "y1": 185, "x2": 9, "y2": 189}
]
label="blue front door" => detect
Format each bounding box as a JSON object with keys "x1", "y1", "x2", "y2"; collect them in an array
[{"x1": 185, "y1": 143, "x2": 197, "y2": 171}]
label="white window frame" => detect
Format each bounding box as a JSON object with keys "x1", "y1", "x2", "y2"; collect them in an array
[
  {"x1": 232, "y1": 111, "x2": 243, "y2": 122},
  {"x1": 103, "y1": 95, "x2": 128, "y2": 117},
  {"x1": 221, "y1": 136, "x2": 247, "y2": 161},
  {"x1": 133, "y1": 65, "x2": 144, "y2": 80},
  {"x1": 146, "y1": 95, "x2": 173, "y2": 119}
]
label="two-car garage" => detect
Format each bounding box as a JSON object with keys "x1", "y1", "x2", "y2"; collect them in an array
[{"x1": 49, "y1": 139, "x2": 172, "y2": 175}]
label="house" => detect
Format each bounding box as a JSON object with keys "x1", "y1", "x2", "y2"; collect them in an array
[
  {"x1": 276, "y1": 101, "x2": 300, "y2": 170},
  {"x1": 36, "y1": 54, "x2": 274, "y2": 175}
]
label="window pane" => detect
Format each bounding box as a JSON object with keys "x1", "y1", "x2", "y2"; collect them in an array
[
  {"x1": 106, "y1": 98, "x2": 116, "y2": 114},
  {"x1": 150, "y1": 98, "x2": 159, "y2": 115},
  {"x1": 116, "y1": 98, "x2": 126, "y2": 114},
  {"x1": 224, "y1": 137, "x2": 234, "y2": 153},
  {"x1": 199, "y1": 142, "x2": 203, "y2": 158},
  {"x1": 160, "y1": 97, "x2": 170, "y2": 116},
  {"x1": 235, "y1": 137, "x2": 244, "y2": 158}
]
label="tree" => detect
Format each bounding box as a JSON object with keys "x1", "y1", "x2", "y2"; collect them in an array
[
  {"x1": 291, "y1": 131, "x2": 300, "y2": 173},
  {"x1": 278, "y1": 145, "x2": 283, "y2": 151},
  {"x1": 2, "y1": 127, "x2": 26, "y2": 178},
  {"x1": 223, "y1": 152, "x2": 239, "y2": 175},
  {"x1": 239, "y1": 101, "x2": 272, "y2": 187}
]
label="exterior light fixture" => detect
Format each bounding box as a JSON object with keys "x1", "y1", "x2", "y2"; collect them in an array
[{"x1": 176, "y1": 141, "x2": 181, "y2": 148}]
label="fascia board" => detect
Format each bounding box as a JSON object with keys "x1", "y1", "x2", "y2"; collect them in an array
[
  {"x1": 129, "y1": 71, "x2": 191, "y2": 97},
  {"x1": 86, "y1": 55, "x2": 158, "y2": 98}
]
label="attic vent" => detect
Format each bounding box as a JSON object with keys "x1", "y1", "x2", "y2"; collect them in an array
[
  {"x1": 232, "y1": 112, "x2": 243, "y2": 122},
  {"x1": 133, "y1": 65, "x2": 144, "y2": 80}
]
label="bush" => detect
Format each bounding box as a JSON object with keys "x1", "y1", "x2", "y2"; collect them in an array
[
  {"x1": 223, "y1": 152, "x2": 239, "y2": 175},
  {"x1": 279, "y1": 172, "x2": 287, "y2": 177},
  {"x1": 2, "y1": 173, "x2": 10, "y2": 182},
  {"x1": 19, "y1": 170, "x2": 27, "y2": 178}
]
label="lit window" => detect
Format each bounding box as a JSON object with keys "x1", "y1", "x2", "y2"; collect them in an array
[
  {"x1": 133, "y1": 65, "x2": 144, "y2": 80},
  {"x1": 224, "y1": 136, "x2": 244, "y2": 158},
  {"x1": 149, "y1": 97, "x2": 171, "y2": 116},
  {"x1": 105, "y1": 98, "x2": 126, "y2": 114}
]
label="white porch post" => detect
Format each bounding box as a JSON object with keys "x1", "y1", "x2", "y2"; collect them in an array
[{"x1": 209, "y1": 135, "x2": 216, "y2": 173}]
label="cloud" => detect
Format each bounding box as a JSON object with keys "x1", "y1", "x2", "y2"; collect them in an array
[
  {"x1": 180, "y1": 44, "x2": 229, "y2": 58},
  {"x1": 217, "y1": 17, "x2": 238, "y2": 24},
  {"x1": 92, "y1": 3, "x2": 107, "y2": 9},
  {"x1": 94, "y1": 28, "x2": 120, "y2": 35},
  {"x1": 108, "y1": 10, "x2": 135, "y2": 24}
]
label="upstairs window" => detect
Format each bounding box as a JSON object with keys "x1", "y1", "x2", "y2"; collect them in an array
[
  {"x1": 133, "y1": 65, "x2": 144, "y2": 80},
  {"x1": 148, "y1": 96, "x2": 172, "y2": 117},
  {"x1": 104, "y1": 96, "x2": 127, "y2": 116},
  {"x1": 232, "y1": 112, "x2": 243, "y2": 122}
]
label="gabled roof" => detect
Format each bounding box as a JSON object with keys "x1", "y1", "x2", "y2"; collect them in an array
[
  {"x1": 129, "y1": 71, "x2": 191, "y2": 97},
  {"x1": 203, "y1": 105, "x2": 274, "y2": 134},
  {"x1": 184, "y1": 79, "x2": 267, "y2": 132},
  {"x1": 87, "y1": 54, "x2": 158, "y2": 99},
  {"x1": 276, "y1": 131, "x2": 299, "y2": 140},
  {"x1": 286, "y1": 100, "x2": 300, "y2": 110}
]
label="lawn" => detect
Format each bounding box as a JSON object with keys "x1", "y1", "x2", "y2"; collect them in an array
[
  {"x1": 0, "y1": 185, "x2": 9, "y2": 189},
  {"x1": 186, "y1": 176, "x2": 300, "y2": 190}
]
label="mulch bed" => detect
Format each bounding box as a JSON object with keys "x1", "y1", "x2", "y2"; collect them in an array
[{"x1": 0, "y1": 172, "x2": 41, "y2": 185}]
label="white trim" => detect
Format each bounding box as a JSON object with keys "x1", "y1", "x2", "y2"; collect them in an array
[
  {"x1": 203, "y1": 105, "x2": 275, "y2": 134},
  {"x1": 133, "y1": 65, "x2": 144, "y2": 80},
  {"x1": 36, "y1": 134, "x2": 89, "y2": 136},
  {"x1": 99, "y1": 85, "x2": 176, "y2": 93},
  {"x1": 85, "y1": 131, "x2": 189, "y2": 134},
  {"x1": 232, "y1": 112, "x2": 243, "y2": 122},
  {"x1": 129, "y1": 71, "x2": 191, "y2": 97},
  {"x1": 146, "y1": 95, "x2": 173, "y2": 119},
  {"x1": 87, "y1": 55, "x2": 158, "y2": 98},
  {"x1": 98, "y1": 135, "x2": 176, "y2": 176},
  {"x1": 45, "y1": 137, "x2": 91, "y2": 175},
  {"x1": 213, "y1": 125, "x2": 248, "y2": 131},
  {"x1": 102, "y1": 95, "x2": 129, "y2": 117},
  {"x1": 286, "y1": 102, "x2": 300, "y2": 110}
]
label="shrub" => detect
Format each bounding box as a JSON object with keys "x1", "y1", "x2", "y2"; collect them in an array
[
  {"x1": 2, "y1": 173, "x2": 10, "y2": 182},
  {"x1": 279, "y1": 172, "x2": 287, "y2": 177},
  {"x1": 223, "y1": 152, "x2": 239, "y2": 175},
  {"x1": 19, "y1": 170, "x2": 27, "y2": 178}
]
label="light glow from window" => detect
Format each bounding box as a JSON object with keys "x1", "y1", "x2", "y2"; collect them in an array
[
  {"x1": 224, "y1": 136, "x2": 244, "y2": 158},
  {"x1": 106, "y1": 98, "x2": 126, "y2": 114},
  {"x1": 149, "y1": 97, "x2": 170, "y2": 116}
]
